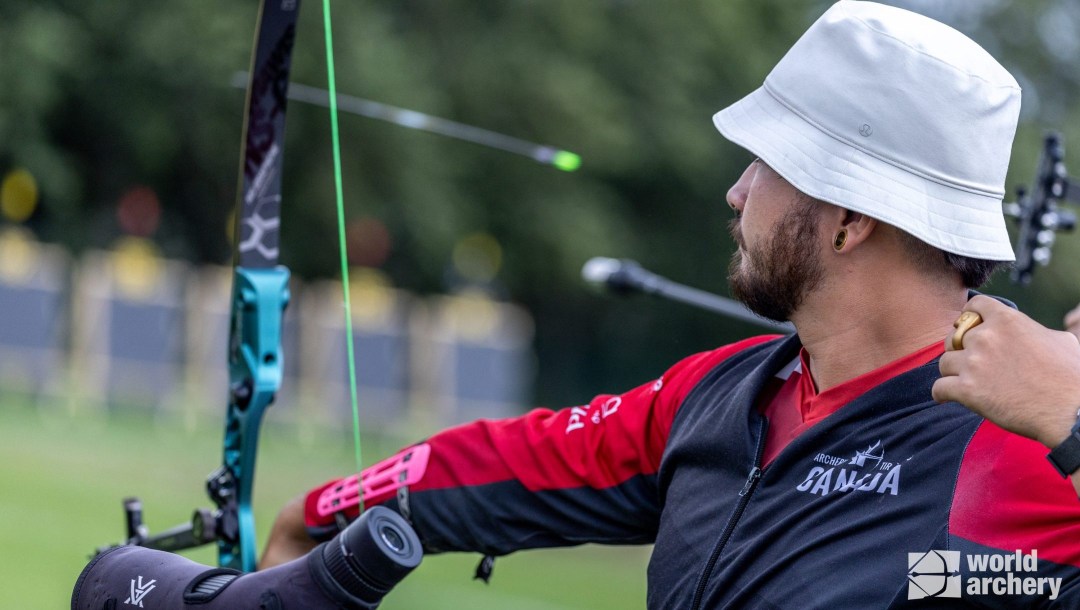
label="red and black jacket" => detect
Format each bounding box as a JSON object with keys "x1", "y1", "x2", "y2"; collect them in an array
[{"x1": 306, "y1": 334, "x2": 1080, "y2": 608}]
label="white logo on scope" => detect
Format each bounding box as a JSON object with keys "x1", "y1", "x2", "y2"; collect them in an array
[{"x1": 124, "y1": 575, "x2": 156, "y2": 607}]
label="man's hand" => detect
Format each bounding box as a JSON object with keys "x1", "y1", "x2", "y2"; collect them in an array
[
  {"x1": 933, "y1": 295, "x2": 1080, "y2": 450},
  {"x1": 1065, "y1": 303, "x2": 1080, "y2": 341},
  {"x1": 258, "y1": 494, "x2": 318, "y2": 570}
]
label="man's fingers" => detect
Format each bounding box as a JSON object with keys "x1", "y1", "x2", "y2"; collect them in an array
[
  {"x1": 963, "y1": 294, "x2": 1008, "y2": 319},
  {"x1": 931, "y1": 375, "x2": 961, "y2": 404},
  {"x1": 938, "y1": 351, "x2": 963, "y2": 377},
  {"x1": 1065, "y1": 305, "x2": 1080, "y2": 330}
]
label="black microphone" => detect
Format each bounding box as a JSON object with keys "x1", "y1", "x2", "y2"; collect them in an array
[{"x1": 581, "y1": 257, "x2": 793, "y2": 333}]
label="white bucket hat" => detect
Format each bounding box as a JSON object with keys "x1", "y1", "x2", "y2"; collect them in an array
[{"x1": 713, "y1": 1, "x2": 1020, "y2": 261}]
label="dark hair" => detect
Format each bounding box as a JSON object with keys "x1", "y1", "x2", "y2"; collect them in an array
[{"x1": 896, "y1": 229, "x2": 1005, "y2": 288}]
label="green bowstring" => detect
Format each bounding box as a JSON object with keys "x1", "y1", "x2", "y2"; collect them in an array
[{"x1": 322, "y1": 0, "x2": 364, "y2": 513}]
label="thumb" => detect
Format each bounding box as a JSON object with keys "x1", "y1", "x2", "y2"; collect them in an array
[{"x1": 1065, "y1": 304, "x2": 1080, "y2": 330}]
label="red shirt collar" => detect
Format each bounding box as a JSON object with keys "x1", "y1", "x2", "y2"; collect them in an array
[{"x1": 796, "y1": 340, "x2": 945, "y2": 424}]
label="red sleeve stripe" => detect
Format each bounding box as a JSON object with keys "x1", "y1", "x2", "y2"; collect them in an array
[
  {"x1": 414, "y1": 335, "x2": 782, "y2": 494},
  {"x1": 951, "y1": 421, "x2": 1080, "y2": 568},
  {"x1": 304, "y1": 335, "x2": 781, "y2": 532}
]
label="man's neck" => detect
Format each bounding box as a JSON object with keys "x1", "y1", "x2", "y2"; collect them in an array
[{"x1": 790, "y1": 273, "x2": 968, "y2": 392}]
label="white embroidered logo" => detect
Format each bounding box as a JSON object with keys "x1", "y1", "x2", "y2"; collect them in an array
[
  {"x1": 565, "y1": 397, "x2": 621, "y2": 434},
  {"x1": 795, "y1": 440, "x2": 901, "y2": 496}
]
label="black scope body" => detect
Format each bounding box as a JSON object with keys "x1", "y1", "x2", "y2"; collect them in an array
[{"x1": 72, "y1": 506, "x2": 422, "y2": 610}]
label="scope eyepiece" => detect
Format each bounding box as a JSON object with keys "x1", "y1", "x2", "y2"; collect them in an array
[{"x1": 311, "y1": 506, "x2": 423, "y2": 607}]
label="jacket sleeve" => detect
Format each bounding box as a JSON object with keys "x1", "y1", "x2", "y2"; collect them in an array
[
  {"x1": 951, "y1": 421, "x2": 1080, "y2": 608},
  {"x1": 304, "y1": 335, "x2": 779, "y2": 556}
]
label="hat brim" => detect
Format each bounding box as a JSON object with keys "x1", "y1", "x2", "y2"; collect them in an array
[{"x1": 713, "y1": 85, "x2": 1015, "y2": 261}]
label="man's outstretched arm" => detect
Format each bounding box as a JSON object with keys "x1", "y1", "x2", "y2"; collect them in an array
[
  {"x1": 260, "y1": 336, "x2": 778, "y2": 569},
  {"x1": 260, "y1": 494, "x2": 316, "y2": 569}
]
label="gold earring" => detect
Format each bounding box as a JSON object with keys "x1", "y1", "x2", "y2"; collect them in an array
[{"x1": 833, "y1": 229, "x2": 848, "y2": 251}]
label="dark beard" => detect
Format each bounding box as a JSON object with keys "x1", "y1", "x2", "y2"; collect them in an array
[{"x1": 727, "y1": 201, "x2": 825, "y2": 322}]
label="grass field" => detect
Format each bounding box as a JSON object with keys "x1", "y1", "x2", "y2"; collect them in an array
[{"x1": 0, "y1": 399, "x2": 650, "y2": 608}]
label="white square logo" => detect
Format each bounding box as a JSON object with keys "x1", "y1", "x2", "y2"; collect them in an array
[{"x1": 908, "y1": 550, "x2": 961, "y2": 599}]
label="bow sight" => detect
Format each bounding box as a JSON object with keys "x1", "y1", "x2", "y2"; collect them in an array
[{"x1": 1006, "y1": 132, "x2": 1080, "y2": 285}]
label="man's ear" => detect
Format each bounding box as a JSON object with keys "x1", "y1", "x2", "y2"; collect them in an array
[{"x1": 831, "y1": 208, "x2": 877, "y2": 253}]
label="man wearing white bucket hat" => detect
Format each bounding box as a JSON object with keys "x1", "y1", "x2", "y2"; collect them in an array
[{"x1": 263, "y1": 2, "x2": 1080, "y2": 606}]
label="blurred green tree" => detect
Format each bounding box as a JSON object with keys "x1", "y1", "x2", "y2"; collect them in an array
[{"x1": 2, "y1": 0, "x2": 1079, "y2": 405}]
